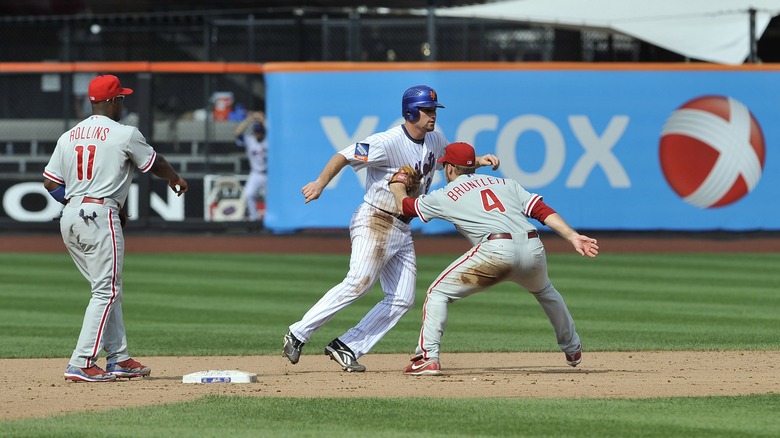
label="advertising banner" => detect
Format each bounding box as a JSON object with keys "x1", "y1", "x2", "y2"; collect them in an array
[
  {"x1": 0, "y1": 174, "x2": 264, "y2": 227},
  {"x1": 264, "y1": 64, "x2": 778, "y2": 232},
  {"x1": 0, "y1": 177, "x2": 204, "y2": 226},
  {"x1": 203, "y1": 174, "x2": 265, "y2": 221}
]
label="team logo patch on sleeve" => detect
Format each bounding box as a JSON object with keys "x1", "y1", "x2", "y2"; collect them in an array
[{"x1": 354, "y1": 143, "x2": 369, "y2": 162}]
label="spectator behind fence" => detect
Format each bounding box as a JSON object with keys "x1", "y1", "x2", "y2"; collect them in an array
[{"x1": 233, "y1": 111, "x2": 268, "y2": 222}]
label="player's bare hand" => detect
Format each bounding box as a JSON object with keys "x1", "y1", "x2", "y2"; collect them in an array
[
  {"x1": 169, "y1": 178, "x2": 188, "y2": 196},
  {"x1": 477, "y1": 154, "x2": 500, "y2": 170},
  {"x1": 572, "y1": 235, "x2": 599, "y2": 258},
  {"x1": 302, "y1": 181, "x2": 325, "y2": 203}
]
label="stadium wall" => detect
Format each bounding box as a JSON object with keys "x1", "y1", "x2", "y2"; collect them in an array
[{"x1": 2, "y1": 62, "x2": 778, "y2": 232}]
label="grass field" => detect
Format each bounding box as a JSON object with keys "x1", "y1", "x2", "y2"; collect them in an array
[
  {"x1": 1, "y1": 252, "x2": 779, "y2": 436},
  {"x1": 2, "y1": 395, "x2": 779, "y2": 438}
]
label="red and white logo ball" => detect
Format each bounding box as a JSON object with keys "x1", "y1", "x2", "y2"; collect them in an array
[{"x1": 659, "y1": 95, "x2": 765, "y2": 208}]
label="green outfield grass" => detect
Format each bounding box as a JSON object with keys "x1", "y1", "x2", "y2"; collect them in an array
[
  {"x1": 1, "y1": 251, "x2": 779, "y2": 436},
  {"x1": 1, "y1": 252, "x2": 778, "y2": 358},
  {"x1": 2, "y1": 394, "x2": 778, "y2": 438}
]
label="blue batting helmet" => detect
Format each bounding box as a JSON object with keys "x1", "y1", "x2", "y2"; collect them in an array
[{"x1": 401, "y1": 85, "x2": 444, "y2": 122}]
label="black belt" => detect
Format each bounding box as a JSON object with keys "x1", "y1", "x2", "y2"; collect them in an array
[
  {"x1": 487, "y1": 231, "x2": 538, "y2": 240},
  {"x1": 373, "y1": 205, "x2": 412, "y2": 224}
]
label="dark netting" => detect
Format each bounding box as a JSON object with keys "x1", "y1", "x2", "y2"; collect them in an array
[
  {"x1": 0, "y1": 13, "x2": 672, "y2": 64},
  {"x1": 0, "y1": 71, "x2": 261, "y2": 179}
]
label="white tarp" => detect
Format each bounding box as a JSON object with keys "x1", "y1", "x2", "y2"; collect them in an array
[{"x1": 434, "y1": 0, "x2": 780, "y2": 65}]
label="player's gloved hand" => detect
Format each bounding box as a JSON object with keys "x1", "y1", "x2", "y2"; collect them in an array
[
  {"x1": 388, "y1": 165, "x2": 421, "y2": 194},
  {"x1": 118, "y1": 209, "x2": 128, "y2": 229}
]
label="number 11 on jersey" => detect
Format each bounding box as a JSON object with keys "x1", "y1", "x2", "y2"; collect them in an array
[{"x1": 75, "y1": 144, "x2": 96, "y2": 181}]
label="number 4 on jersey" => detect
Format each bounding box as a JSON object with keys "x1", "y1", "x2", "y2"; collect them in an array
[
  {"x1": 75, "y1": 144, "x2": 96, "y2": 181},
  {"x1": 480, "y1": 188, "x2": 506, "y2": 212}
]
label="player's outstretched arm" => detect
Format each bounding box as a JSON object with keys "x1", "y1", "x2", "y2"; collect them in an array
[
  {"x1": 543, "y1": 213, "x2": 599, "y2": 258},
  {"x1": 150, "y1": 155, "x2": 188, "y2": 196},
  {"x1": 302, "y1": 154, "x2": 349, "y2": 204}
]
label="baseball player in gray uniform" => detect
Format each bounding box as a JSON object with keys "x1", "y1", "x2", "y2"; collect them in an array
[
  {"x1": 388, "y1": 142, "x2": 598, "y2": 375},
  {"x1": 283, "y1": 85, "x2": 500, "y2": 372},
  {"x1": 233, "y1": 111, "x2": 267, "y2": 222},
  {"x1": 43, "y1": 74, "x2": 188, "y2": 382}
]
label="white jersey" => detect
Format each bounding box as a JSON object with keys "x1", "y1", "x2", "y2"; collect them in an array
[
  {"x1": 411, "y1": 173, "x2": 541, "y2": 246},
  {"x1": 43, "y1": 115, "x2": 156, "y2": 206},
  {"x1": 338, "y1": 124, "x2": 449, "y2": 212},
  {"x1": 235, "y1": 133, "x2": 267, "y2": 174}
]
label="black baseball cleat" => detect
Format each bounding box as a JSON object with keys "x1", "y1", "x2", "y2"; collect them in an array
[
  {"x1": 283, "y1": 331, "x2": 305, "y2": 364},
  {"x1": 324, "y1": 338, "x2": 366, "y2": 372}
]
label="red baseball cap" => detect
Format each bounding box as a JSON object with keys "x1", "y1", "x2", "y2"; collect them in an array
[
  {"x1": 88, "y1": 75, "x2": 133, "y2": 102},
  {"x1": 437, "y1": 142, "x2": 475, "y2": 166}
]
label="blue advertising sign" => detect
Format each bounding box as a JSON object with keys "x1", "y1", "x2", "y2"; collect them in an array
[{"x1": 264, "y1": 64, "x2": 778, "y2": 232}]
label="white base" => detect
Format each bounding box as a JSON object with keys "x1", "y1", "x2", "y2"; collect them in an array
[{"x1": 182, "y1": 370, "x2": 257, "y2": 384}]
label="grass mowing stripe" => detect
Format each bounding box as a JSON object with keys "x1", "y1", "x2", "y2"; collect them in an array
[
  {"x1": 1, "y1": 394, "x2": 778, "y2": 437},
  {"x1": 1, "y1": 253, "x2": 778, "y2": 357}
]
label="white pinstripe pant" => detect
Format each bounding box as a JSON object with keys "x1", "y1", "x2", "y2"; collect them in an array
[
  {"x1": 243, "y1": 171, "x2": 267, "y2": 221},
  {"x1": 289, "y1": 203, "x2": 417, "y2": 358}
]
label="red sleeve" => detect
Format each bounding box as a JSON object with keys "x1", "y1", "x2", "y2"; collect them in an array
[
  {"x1": 529, "y1": 199, "x2": 556, "y2": 224},
  {"x1": 402, "y1": 197, "x2": 419, "y2": 217}
]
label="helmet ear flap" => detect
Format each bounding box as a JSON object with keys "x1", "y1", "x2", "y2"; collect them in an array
[{"x1": 404, "y1": 107, "x2": 419, "y2": 123}]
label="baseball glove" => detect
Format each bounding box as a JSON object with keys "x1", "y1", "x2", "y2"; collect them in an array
[
  {"x1": 119, "y1": 209, "x2": 129, "y2": 229},
  {"x1": 388, "y1": 165, "x2": 421, "y2": 193}
]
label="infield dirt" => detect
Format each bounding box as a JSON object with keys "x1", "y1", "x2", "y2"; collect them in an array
[{"x1": 1, "y1": 351, "x2": 779, "y2": 420}]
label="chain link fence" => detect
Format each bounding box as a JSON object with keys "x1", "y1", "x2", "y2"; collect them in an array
[{"x1": 1, "y1": 12, "x2": 657, "y2": 64}]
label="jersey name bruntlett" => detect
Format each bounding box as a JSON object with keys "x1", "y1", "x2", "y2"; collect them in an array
[{"x1": 446, "y1": 177, "x2": 507, "y2": 202}]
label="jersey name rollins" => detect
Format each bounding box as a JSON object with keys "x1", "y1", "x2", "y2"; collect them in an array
[
  {"x1": 69, "y1": 126, "x2": 109, "y2": 142},
  {"x1": 446, "y1": 177, "x2": 507, "y2": 202}
]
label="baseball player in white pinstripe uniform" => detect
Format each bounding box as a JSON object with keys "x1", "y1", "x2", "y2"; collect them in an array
[
  {"x1": 233, "y1": 111, "x2": 267, "y2": 222},
  {"x1": 388, "y1": 142, "x2": 598, "y2": 375},
  {"x1": 43, "y1": 74, "x2": 188, "y2": 382},
  {"x1": 283, "y1": 85, "x2": 500, "y2": 372}
]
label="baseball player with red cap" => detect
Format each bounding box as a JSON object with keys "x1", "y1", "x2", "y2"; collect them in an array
[
  {"x1": 43, "y1": 74, "x2": 188, "y2": 382},
  {"x1": 388, "y1": 142, "x2": 599, "y2": 375}
]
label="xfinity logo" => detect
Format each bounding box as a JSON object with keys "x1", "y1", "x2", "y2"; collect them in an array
[{"x1": 660, "y1": 96, "x2": 765, "y2": 208}]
